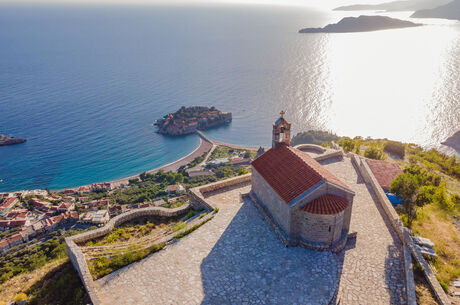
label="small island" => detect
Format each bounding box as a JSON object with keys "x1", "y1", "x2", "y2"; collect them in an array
[
  {"x1": 299, "y1": 15, "x2": 422, "y2": 33},
  {"x1": 155, "y1": 106, "x2": 232, "y2": 136},
  {"x1": 0, "y1": 134, "x2": 26, "y2": 146}
]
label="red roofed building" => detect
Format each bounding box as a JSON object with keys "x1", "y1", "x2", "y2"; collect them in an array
[
  {"x1": 7, "y1": 233, "x2": 23, "y2": 248},
  {"x1": 250, "y1": 112, "x2": 355, "y2": 250},
  {"x1": 0, "y1": 197, "x2": 18, "y2": 215},
  {"x1": 0, "y1": 239, "x2": 9, "y2": 253},
  {"x1": 365, "y1": 159, "x2": 403, "y2": 192}
]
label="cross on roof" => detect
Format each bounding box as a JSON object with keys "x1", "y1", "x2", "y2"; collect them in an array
[{"x1": 280, "y1": 110, "x2": 285, "y2": 118}]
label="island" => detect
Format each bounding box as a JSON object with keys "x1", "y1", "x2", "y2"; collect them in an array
[
  {"x1": 0, "y1": 134, "x2": 26, "y2": 146},
  {"x1": 442, "y1": 130, "x2": 460, "y2": 152},
  {"x1": 155, "y1": 106, "x2": 232, "y2": 136},
  {"x1": 411, "y1": 0, "x2": 460, "y2": 21},
  {"x1": 333, "y1": 0, "x2": 450, "y2": 12},
  {"x1": 299, "y1": 15, "x2": 422, "y2": 33}
]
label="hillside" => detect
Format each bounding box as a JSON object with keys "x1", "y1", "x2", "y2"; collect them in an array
[
  {"x1": 299, "y1": 15, "x2": 422, "y2": 33},
  {"x1": 411, "y1": 0, "x2": 460, "y2": 20},
  {"x1": 334, "y1": 0, "x2": 451, "y2": 12}
]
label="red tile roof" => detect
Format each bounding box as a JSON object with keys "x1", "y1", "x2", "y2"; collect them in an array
[
  {"x1": 252, "y1": 144, "x2": 350, "y2": 203},
  {"x1": 365, "y1": 159, "x2": 403, "y2": 191},
  {"x1": 301, "y1": 194, "x2": 349, "y2": 215}
]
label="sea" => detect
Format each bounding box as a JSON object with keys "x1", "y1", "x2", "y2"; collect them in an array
[{"x1": 0, "y1": 3, "x2": 459, "y2": 192}]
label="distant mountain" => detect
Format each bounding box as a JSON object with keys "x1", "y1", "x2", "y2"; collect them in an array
[
  {"x1": 411, "y1": 0, "x2": 460, "y2": 20},
  {"x1": 334, "y1": 0, "x2": 451, "y2": 12},
  {"x1": 299, "y1": 15, "x2": 422, "y2": 33},
  {"x1": 442, "y1": 130, "x2": 460, "y2": 151}
]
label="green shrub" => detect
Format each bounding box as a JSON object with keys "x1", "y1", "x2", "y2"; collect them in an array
[
  {"x1": 184, "y1": 210, "x2": 196, "y2": 220},
  {"x1": 364, "y1": 147, "x2": 384, "y2": 160},
  {"x1": 384, "y1": 141, "x2": 405, "y2": 159},
  {"x1": 291, "y1": 130, "x2": 339, "y2": 146},
  {"x1": 337, "y1": 138, "x2": 355, "y2": 153}
]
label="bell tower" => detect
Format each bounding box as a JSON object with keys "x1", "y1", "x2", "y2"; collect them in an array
[{"x1": 272, "y1": 110, "x2": 291, "y2": 148}]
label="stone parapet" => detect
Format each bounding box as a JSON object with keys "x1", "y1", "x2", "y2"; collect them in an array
[
  {"x1": 66, "y1": 205, "x2": 190, "y2": 305},
  {"x1": 351, "y1": 154, "x2": 449, "y2": 305},
  {"x1": 189, "y1": 174, "x2": 252, "y2": 211}
]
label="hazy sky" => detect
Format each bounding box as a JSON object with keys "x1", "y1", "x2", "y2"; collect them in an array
[{"x1": 0, "y1": 0, "x2": 390, "y2": 9}]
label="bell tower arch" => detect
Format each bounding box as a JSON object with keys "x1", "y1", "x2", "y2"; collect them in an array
[{"x1": 272, "y1": 110, "x2": 291, "y2": 148}]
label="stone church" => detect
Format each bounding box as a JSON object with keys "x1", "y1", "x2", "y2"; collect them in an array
[{"x1": 251, "y1": 112, "x2": 355, "y2": 250}]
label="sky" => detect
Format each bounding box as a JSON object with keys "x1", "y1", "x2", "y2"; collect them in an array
[{"x1": 0, "y1": 0, "x2": 390, "y2": 9}]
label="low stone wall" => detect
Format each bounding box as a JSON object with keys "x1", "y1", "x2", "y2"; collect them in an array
[
  {"x1": 294, "y1": 144, "x2": 326, "y2": 153},
  {"x1": 66, "y1": 205, "x2": 190, "y2": 305},
  {"x1": 351, "y1": 154, "x2": 450, "y2": 305},
  {"x1": 314, "y1": 150, "x2": 343, "y2": 162},
  {"x1": 189, "y1": 174, "x2": 252, "y2": 211}
]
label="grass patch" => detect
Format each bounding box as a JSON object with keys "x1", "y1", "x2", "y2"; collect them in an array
[
  {"x1": 88, "y1": 243, "x2": 165, "y2": 279},
  {"x1": 174, "y1": 216, "x2": 214, "y2": 239},
  {"x1": 411, "y1": 204, "x2": 460, "y2": 288},
  {"x1": 413, "y1": 262, "x2": 438, "y2": 305}
]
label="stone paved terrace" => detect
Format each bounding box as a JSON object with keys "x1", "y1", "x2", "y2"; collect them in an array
[
  {"x1": 96, "y1": 183, "x2": 339, "y2": 305},
  {"x1": 320, "y1": 157, "x2": 406, "y2": 305},
  {"x1": 95, "y1": 156, "x2": 406, "y2": 305}
]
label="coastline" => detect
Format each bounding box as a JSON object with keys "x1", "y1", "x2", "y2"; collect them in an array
[
  {"x1": 52, "y1": 132, "x2": 260, "y2": 193},
  {"x1": 80, "y1": 133, "x2": 214, "y2": 191}
]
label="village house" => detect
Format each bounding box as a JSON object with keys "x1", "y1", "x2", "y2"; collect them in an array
[
  {"x1": 58, "y1": 202, "x2": 75, "y2": 213},
  {"x1": 31, "y1": 198, "x2": 51, "y2": 212},
  {"x1": 0, "y1": 239, "x2": 9, "y2": 254},
  {"x1": 80, "y1": 210, "x2": 110, "y2": 225},
  {"x1": 250, "y1": 112, "x2": 355, "y2": 250},
  {"x1": 0, "y1": 197, "x2": 19, "y2": 216},
  {"x1": 6, "y1": 233, "x2": 23, "y2": 248},
  {"x1": 77, "y1": 186, "x2": 91, "y2": 195},
  {"x1": 91, "y1": 182, "x2": 112, "y2": 192},
  {"x1": 166, "y1": 184, "x2": 185, "y2": 195}
]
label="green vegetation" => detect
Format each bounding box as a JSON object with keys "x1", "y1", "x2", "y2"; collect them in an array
[
  {"x1": 25, "y1": 262, "x2": 86, "y2": 305},
  {"x1": 364, "y1": 147, "x2": 384, "y2": 160},
  {"x1": 172, "y1": 222, "x2": 187, "y2": 232},
  {"x1": 88, "y1": 243, "x2": 165, "y2": 279},
  {"x1": 291, "y1": 130, "x2": 339, "y2": 146},
  {"x1": 384, "y1": 141, "x2": 405, "y2": 159},
  {"x1": 210, "y1": 163, "x2": 243, "y2": 178},
  {"x1": 85, "y1": 219, "x2": 172, "y2": 247},
  {"x1": 0, "y1": 230, "x2": 84, "y2": 285},
  {"x1": 407, "y1": 146, "x2": 460, "y2": 179},
  {"x1": 208, "y1": 146, "x2": 255, "y2": 161},
  {"x1": 337, "y1": 137, "x2": 356, "y2": 153},
  {"x1": 173, "y1": 216, "x2": 214, "y2": 239}
]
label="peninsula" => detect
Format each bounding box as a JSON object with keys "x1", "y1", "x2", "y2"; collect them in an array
[
  {"x1": 155, "y1": 106, "x2": 232, "y2": 136},
  {"x1": 334, "y1": 0, "x2": 451, "y2": 12},
  {"x1": 299, "y1": 15, "x2": 422, "y2": 33},
  {"x1": 411, "y1": 0, "x2": 460, "y2": 21},
  {"x1": 0, "y1": 134, "x2": 26, "y2": 146}
]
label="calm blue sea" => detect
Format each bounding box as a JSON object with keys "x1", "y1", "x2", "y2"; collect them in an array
[{"x1": 0, "y1": 3, "x2": 459, "y2": 192}]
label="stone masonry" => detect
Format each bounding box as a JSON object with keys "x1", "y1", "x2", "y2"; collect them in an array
[{"x1": 94, "y1": 156, "x2": 408, "y2": 304}]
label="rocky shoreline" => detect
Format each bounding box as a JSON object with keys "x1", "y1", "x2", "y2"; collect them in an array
[{"x1": 0, "y1": 134, "x2": 26, "y2": 146}]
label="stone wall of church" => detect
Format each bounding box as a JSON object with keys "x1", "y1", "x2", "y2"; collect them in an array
[
  {"x1": 251, "y1": 168, "x2": 291, "y2": 236},
  {"x1": 290, "y1": 209, "x2": 345, "y2": 245}
]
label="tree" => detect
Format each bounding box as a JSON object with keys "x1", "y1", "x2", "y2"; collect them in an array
[
  {"x1": 338, "y1": 138, "x2": 355, "y2": 153},
  {"x1": 364, "y1": 147, "x2": 384, "y2": 160},
  {"x1": 390, "y1": 173, "x2": 419, "y2": 228}
]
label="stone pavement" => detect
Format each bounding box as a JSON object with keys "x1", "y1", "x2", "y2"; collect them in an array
[
  {"x1": 321, "y1": 157, "x2": 406, "y2": 305},
  {"x1": 95, "y1": 156, "x2": 406, "y2": 305},
  {"x1": 96, "y1": 183, "x2": 339, "y2": 305}
]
